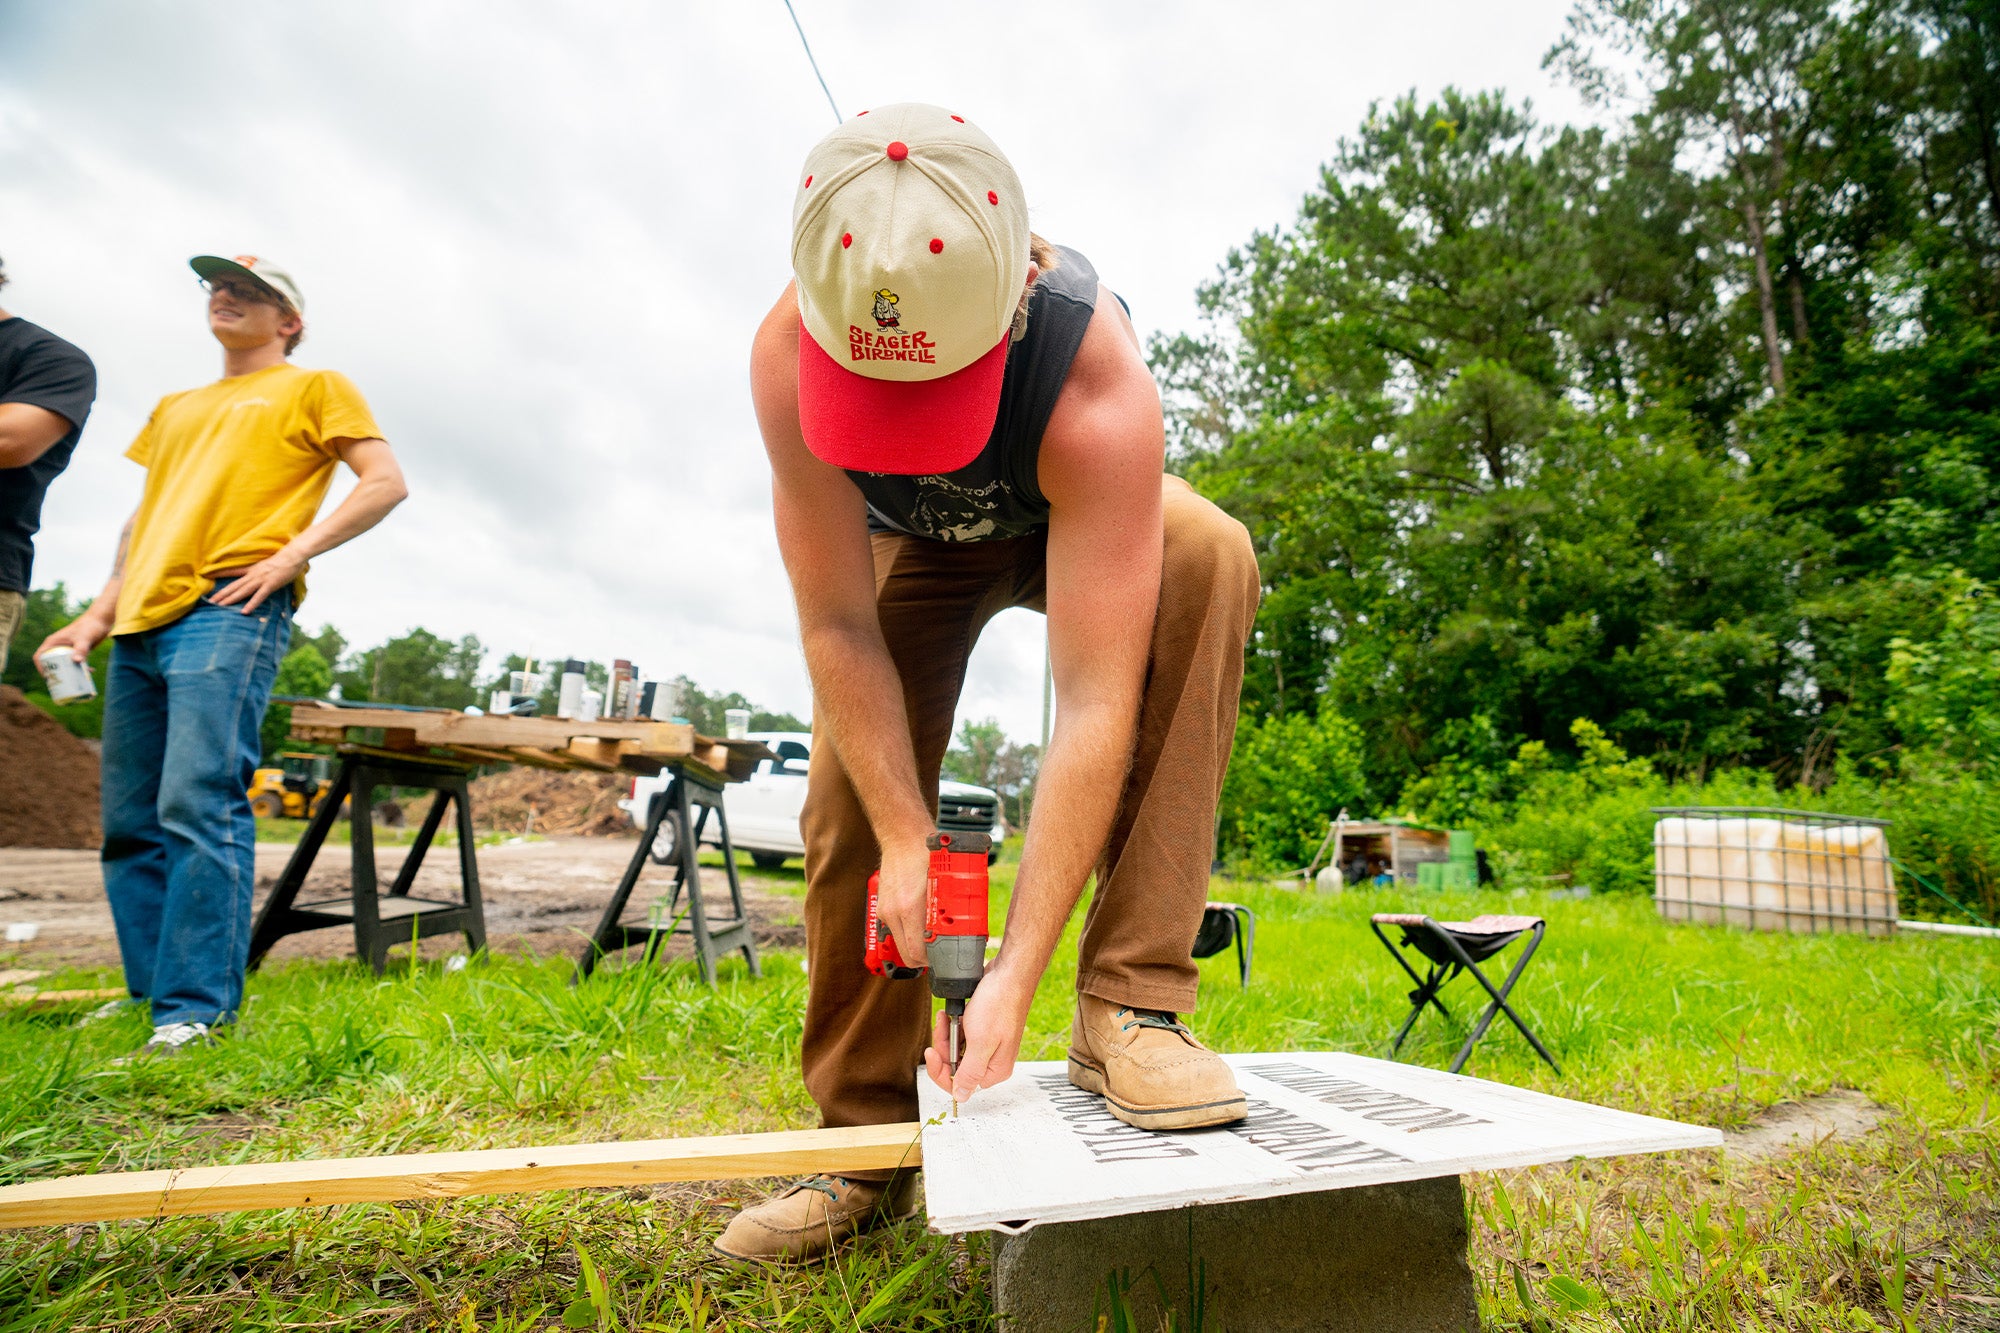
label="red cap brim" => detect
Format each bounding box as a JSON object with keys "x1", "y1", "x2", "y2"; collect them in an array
[{"x1": 797, "y1": 319, "x2": 1008, "y2": 475}]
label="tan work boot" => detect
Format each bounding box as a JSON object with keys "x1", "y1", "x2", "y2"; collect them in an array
[
  {"x1": 1068, "y1": 994, "x2": 1248, "y2": 1131},
  {"x1": 712, "y1": 1170, "x2": 921, "y2": 1265}
]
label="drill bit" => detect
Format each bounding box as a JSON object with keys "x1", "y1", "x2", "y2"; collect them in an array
[{"x1": 946, "y1": 998, "x2": 965, "y2": 1119}]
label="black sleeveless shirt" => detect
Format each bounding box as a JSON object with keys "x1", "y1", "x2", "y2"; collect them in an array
[{"x1": 847, "y1": 245, "x2": 1100, "y2": 542}]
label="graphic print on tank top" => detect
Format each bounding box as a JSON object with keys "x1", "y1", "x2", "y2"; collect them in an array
[{"x1": 848, "y1": 245, "x2": 1101, "y2": 543}]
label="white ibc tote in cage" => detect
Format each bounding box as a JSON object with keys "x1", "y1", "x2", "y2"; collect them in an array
[{"x1": 1652, "y1": 807, "x2": 1898, "y2": 936}]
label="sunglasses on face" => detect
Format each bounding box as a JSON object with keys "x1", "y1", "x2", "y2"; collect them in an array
[{"x1": 200, "y1": 277, "x2": 285, "y2": 307}]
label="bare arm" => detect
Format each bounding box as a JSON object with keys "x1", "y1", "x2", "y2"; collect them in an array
[
  {"x1": 210, "y1": 437, "x2": 409, "y2": 612},
  {"x1": 750, "y1": 285, "x2": 940, "y2": 962},
  {"x1": 35, "y1": 509, "x2": 136, "y2": 663},
  {"x1": 0, "y1": 401, "x2": 77, "y2": 470},
  {"x1": 935, "y1": 289, "x2": 1166, "y2": 1103}
]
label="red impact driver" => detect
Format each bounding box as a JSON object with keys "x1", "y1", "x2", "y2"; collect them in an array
[{"x1": 865, "y1": 830, "x2": 992, "y2": 1116}]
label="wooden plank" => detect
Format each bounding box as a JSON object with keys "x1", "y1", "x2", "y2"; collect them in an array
[
  {"x1": 1, "y1": 988, "x2": 126, "y2": 1008},
  {"x1": 0, "y1": 970, "x2": 46, "y2": 989},
  {"x1": 566, "y1": 738, "x2": 641, "y2": 768},
  {"x1": 442, "y1": 744, "x2": 527, "y2": 767},
  {"x1": 0, "y1": 1122, "x2": 924, "y2": 1229},
  {"x1": 506, "y1": 746, "x2": 585, "y2": 771}
]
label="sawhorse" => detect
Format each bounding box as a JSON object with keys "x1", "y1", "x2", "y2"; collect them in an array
[
  {"x1": 575, "y1": 765, "x2": 761, "y2": 987},
  {"x1": 248, "y1": 751, "x2": 487, "y2": 975}
]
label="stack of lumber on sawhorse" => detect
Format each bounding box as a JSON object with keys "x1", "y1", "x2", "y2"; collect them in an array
[
  {"x1": 284, "y1": 704, "x2": 770, "y2": 784},
  {"x1": 249, "y1": 707, "x2": 773, "y2": 974}
]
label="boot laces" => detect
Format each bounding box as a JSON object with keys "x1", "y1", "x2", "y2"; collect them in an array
[
  {"x1": 1116, "y1": 1007, "x2": 1190, "y2": 1035},
  {"x1": 791, "y1": 1176, "x2": 842, "y2": 1202}
]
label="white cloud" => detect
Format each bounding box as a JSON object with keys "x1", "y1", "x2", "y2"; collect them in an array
[{"x1": 1, "y1": 0, "x2": 1590, "y2": 743}]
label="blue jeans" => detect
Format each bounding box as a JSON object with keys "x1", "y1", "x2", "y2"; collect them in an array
[{"x1": 101, "y1": 581, "x2": 293, "y2": 1027}]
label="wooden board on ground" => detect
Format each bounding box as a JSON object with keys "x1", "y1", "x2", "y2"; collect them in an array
[
  {"x1": 0, "y1": 970, "x2": 46, "y2": 989},
  {"x1": 1, "y1": 987, "x2": 124, "y2": 1008},
  {"x1": 918, "y1": 1052, "x2": 1721, "y2": 1234},
  {"x1": 287, "y1": 705, "x2": 771, "y2": 781},
  {"x1": 0, "y1": 1122, "x2": 924, "y2": 1229}
]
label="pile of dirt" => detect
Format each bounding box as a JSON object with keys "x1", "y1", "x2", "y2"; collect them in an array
[
  {"x1": 470, "y1": 767, "x2": 633, "y2": 837},
  {"x1": 0, "y1": 686, "x2": 101, "y2": 848}
]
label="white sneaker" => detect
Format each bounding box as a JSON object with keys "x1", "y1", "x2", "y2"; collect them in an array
[
  {"x1": 79, "y1": 997, "x2": 143, "y2": 1026},
  {"x1": 115, "y1": 1021, "x2": 214, "y2": 1064}
]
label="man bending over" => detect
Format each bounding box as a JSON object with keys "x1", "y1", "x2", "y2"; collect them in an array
[{"x1": 717, "y1": 105, "x2": 1260, "y2": 1265}]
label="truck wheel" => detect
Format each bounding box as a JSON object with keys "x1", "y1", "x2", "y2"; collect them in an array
[
  {"x1": 648, "y1": 806, "x2": 686, "y2": 866},
  {"x1": 750, "y1": 851, "x2": 789, "y2": 870},
  {"x1": 250, "y1": 794, "x2": 284, "y2": 819}
]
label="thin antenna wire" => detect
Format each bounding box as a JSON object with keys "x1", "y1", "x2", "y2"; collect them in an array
[{"x1": 781, "y1": 0, "x2": 842, "y2": 125}]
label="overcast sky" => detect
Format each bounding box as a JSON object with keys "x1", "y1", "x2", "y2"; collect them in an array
[{"x1": 1, "y1": 0, "x2": 1593, "y2": 743}]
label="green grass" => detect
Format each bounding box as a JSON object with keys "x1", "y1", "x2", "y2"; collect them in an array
[{"x1": 1, "y1": 870, "x2": 1996, "y2": 1330}]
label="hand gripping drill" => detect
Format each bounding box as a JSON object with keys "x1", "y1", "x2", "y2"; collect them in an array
[{"x1": 864, "y1": 830, "x2": 991, "y2": 1116}]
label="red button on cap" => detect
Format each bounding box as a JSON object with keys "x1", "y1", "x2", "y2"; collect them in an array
[
  {"x1": 930, "y1": 238, "x2": 944, "y2": 254},
  {"x1": 886, "y1": 141, "x2": 908, "y2": 161}
]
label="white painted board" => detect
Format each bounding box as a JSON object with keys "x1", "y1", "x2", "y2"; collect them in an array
[{"x1": 919, "y1": 1052, "x2": 1720, "y2": 1234}]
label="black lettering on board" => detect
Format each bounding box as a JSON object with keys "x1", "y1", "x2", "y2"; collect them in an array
[
  {"x1": 1222, "y1": 1100, "x2": 1411, "y2": 1172},
  {"x1": 1245, "y1": 1062, "x2": 1494, "y2": 1133},
  {"x1": 1031, "y1": 1072, "x2": 1200, "y2": 1163}
]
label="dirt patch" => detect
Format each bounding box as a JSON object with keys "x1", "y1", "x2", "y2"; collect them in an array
[
  {"x1": 0, "y1": 837, "x2": 805, "y2": 972},
  {"x1": 0, "y1": 686, "x2": 100, "y2": 849},
  {"x1": 1724, "y1": 1088, "x2": 1890, "y2": 1161}
]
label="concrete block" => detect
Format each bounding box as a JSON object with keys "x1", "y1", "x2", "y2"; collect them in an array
[{"x1": 991, "y1": 1174, "x2": 1477, "y2": 1333}]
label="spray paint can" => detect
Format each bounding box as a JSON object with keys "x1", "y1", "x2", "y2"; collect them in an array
[
  {"x1": 609, "y1": 660, "x2": 632, "y2": 719},
  {"x1": 36, "y1": 650, "x2": 95, "y2": 704},
  {"x1": 578, "y1": 688, "x2": 603, "y2": 723},
  {"x1": 557, "y1": 659, "x2": 586, "y2": 720}
]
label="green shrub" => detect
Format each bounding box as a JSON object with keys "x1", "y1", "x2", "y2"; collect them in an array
[
  {"x1": 261, "y1": 643, "x2": 334, "y2": 760},
  {"x1": 1458, "y1": 721, "x2": 1668, "y2": 894},
  {"x1": 1887, "y1": 573, "x2": 2000, "y2": 769},
  {"x1": 1218, "y1": 704, "x2": 1371, "y2": 873},
  {"x1": 1387, "y1": 715, "x2": 1998, "y2": 923}
]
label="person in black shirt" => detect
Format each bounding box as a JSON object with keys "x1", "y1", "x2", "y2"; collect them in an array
[{"x1": 0, "y1": 255, "x2": 97, "y2": 671}]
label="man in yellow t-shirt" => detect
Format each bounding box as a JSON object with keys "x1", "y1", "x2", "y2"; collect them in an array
[{"x1": 39, "y1": 255, "x2": 407, "y2": 1060}]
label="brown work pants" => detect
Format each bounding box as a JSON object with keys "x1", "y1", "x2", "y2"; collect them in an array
[{"x1": 799, "y1": 476, "x2": 1260, "y2": 1142}]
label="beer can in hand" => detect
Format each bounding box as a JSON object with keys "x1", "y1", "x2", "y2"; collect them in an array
[{"x1": 37, "y1": 649, "x2": 96, "y2": 704}]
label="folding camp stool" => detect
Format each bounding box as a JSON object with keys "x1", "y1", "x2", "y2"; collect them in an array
[
  {"x1": 1192, "y1": 902, "x2": 1255, "y2": 987},
  {"x1": 1369, "y1": 913, "x2": 1560, "y2": 1074}
]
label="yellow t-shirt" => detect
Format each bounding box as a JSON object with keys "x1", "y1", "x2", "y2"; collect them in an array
[{"x1": 114, "y1": 363, "x2": 383, "y2": 635}]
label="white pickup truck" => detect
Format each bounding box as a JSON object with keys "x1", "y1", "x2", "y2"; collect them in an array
[{"x1": 618, "y1": 730, "x2": 1007, "y2": 868}]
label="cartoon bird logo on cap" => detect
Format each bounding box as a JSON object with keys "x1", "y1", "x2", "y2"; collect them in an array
[{"x1": 872, "y1": 289, "x2": 901, "y2": 329}]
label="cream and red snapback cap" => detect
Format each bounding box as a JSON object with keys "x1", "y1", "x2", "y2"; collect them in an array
[
  {"x1": 791, "y1": 103, "x2": 1030, "y2": 475},
  {"x1": 190, "y1": 253, "x2": 305, "y2": 314}
]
